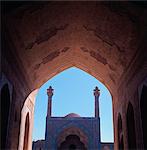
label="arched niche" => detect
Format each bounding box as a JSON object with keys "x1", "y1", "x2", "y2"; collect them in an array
[
  {"x1": 0, "y1": 74, "x2": 13, "y2": 149},
  {"x1": 57, "y1": 126, "x2": 88, "y2": 149},
  {"x1": 126, "y1": 102, "x2": 136, "y2": 149},
  {"x1": 18, "y1": 89, "x2": 38, "y2": 150},
  {"x1": 58, "y1": 134, "x2": 87, "y2": 150},
  {"x1": 140, "y1": 85, "x2": 147, "y2": 149},
  {"x1": 1, "y1": 84, "x2": 11, "y2": 149}
]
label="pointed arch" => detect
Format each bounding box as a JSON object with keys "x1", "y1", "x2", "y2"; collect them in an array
[
  {"x1": 57, "y1": 126, "x2": 88, "y2": 149},
  {"x1": 33, "y1": 67, "x2": 113, "y2": 146},
  {"x1": 58, "y1": 135, "x2": 87, "y2": 150}
]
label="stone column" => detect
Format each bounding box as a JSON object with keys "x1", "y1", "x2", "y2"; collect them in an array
[
  {"x1": 47, "y1": 86, "x2": 54, "y2": 117},
  {"x1": 94, "y1": 86, "x2": 100, "y2": 118}
]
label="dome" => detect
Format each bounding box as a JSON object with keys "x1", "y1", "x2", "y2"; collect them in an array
[{"x1": 64, "y1": 113, "x2": 81, "y2": 118}]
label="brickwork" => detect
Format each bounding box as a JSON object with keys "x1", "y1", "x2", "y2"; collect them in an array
[{"x1": 1, "y1": 2, "x2": 147, "y2": 150}]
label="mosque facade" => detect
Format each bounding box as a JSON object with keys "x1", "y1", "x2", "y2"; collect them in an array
[{"x1": 33, "y1": 86, "x2": 114, "y2": 150}]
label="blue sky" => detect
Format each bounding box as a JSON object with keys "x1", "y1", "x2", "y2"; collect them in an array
[{"x1": 32, "y1": 67, "x2": 114, "y2": 142}]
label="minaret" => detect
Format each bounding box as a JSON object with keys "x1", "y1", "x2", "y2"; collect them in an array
[
  {"x1": 94, "y1": 86, "x2": 100, "y2": 118},
  {"x1": 47, "y1": 86, "x2": 54, "y2": 117}
]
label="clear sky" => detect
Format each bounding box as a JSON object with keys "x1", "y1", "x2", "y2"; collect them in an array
[{"x1": 32, "y1": 67, "x2": 114, "y2": 142}]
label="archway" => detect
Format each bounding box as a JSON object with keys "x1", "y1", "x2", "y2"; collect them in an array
[
  {"x1": 57, "y1": 126, "x2": 88, "y2": 149},
  {"x1": 126, "y1": 102, "x2": 136, "y2": 149},
  {"x1": 23, "y1": 113, "x2": 30, "y2": 150},
  {"x1": 58, "y1": 135, "x2": 87, "y2": 150},
  {"x1": 140, "y1": 85, "x2": 147, "y2": 149},
  {"x1": 32, "y1": 67, "x2": 113, "y2": 144},
  {"x1": 57, "y1": 126, "x2": 88, "y2": 150},
  {"x1": 117, "y1": 113, "x2": 124, "y2": 150},
  {"x1": 1, "y1": 84, "x2": 10, "y2": 149},
  {"x1": 2, "y1": 2, "x2": 147, "y2": 149}
]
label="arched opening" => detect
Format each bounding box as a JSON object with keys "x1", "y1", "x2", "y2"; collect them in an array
[
  {"x1": 58, "y1": 135, "x2": 87, "y2": 150},
  {"x1": 3, "y1": 2, "x2": 147, "y2": 149},
  {"x1": 23, "y1": 113, "x2": 30, "y2": 150},
  {"x1": 140, "y1": 85, "x2": 147, "y2": 149},
  {"x1": 32, "y1": 67, "x2": 114, "y2": 144},
  {"x1": 1, "y1": 84, "x2": 10, "y2": 149},
  {"x1": 56, "y1": 126, "x2": 88, "y2": 149},
  {"x1": 117, "y1": 114, "x2": 124, "y2": 150},
  {"x1": 126, "y1": 102, "x2": 136, "y2": 149}
]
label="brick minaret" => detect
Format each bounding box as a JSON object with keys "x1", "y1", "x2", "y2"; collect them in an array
[
  {"x1": 47, "y1": 86, "x2": 54, "y2": 117},
  {"x1": 94, "y1": 86, "x2": 100, "y2": 118}
]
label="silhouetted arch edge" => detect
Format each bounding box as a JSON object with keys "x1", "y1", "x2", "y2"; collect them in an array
[{"x1": 32, "y1": 62, "x2": 115, "y2": 100}]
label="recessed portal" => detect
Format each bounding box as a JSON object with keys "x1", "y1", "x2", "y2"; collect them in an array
[{"x1": 58, "y1": 135, "x2": 86, "y2": 150}]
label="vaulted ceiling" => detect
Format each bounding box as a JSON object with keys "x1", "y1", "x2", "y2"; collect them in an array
[{"x1": 3, "y1": 2, "x2": 147, "y2": 94}]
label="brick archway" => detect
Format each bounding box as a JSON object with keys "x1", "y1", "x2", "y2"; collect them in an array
[{"x1": 2, "y1": 2, "x2": 147, "y2": 150}]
